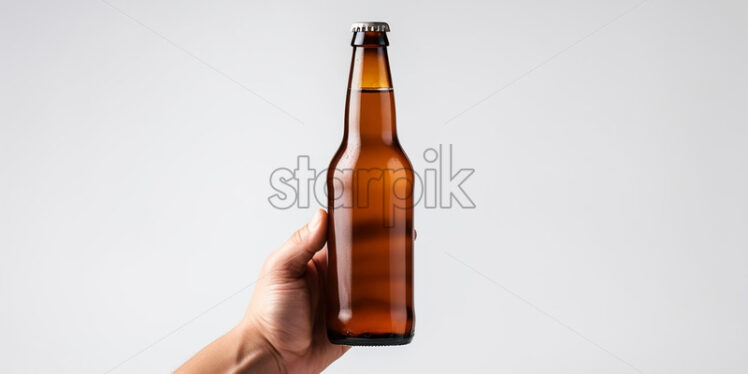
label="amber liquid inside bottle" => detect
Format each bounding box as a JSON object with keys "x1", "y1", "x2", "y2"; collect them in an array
[{"x1": 326, "y1": 30, "x2": 415, "y2": 346}]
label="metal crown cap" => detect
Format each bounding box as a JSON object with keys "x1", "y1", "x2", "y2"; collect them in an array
[{"x1": 351, "y1": 22, "x2": 390, "y2": 32}]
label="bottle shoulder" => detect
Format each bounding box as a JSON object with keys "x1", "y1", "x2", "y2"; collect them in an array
[{"x1": 328, "y1": 142, "x2": 413, "y2": 171}]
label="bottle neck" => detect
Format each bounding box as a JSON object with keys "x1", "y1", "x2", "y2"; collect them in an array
[{"x1": 345, "y1": 31, "x2": 396, "y2": 145}]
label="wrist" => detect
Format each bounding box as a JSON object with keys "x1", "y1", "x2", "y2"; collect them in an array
[{"x1": 231, "y1": 323, "x2": 286, "y2": 374}]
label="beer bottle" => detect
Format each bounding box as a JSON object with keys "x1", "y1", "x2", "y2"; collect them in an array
[{"x1": 326, "y1": 22, "x2": 415, "y2": 346}]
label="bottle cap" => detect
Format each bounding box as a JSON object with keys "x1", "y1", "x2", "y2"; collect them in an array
[{"x1": 351, "y1": 22, "x2": 390, "y2": 32}]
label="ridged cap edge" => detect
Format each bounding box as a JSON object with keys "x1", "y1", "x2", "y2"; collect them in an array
[{"x1": 351, "y1": 22, "x2": 390, "y2": 32}]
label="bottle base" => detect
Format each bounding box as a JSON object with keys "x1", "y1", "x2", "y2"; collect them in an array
[{"x1": 327, "y1": 330, "x2": 413, "y2": 346}]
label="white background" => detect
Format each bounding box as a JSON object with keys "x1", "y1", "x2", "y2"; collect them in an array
[{"x1": 2, "y1": 0, "x2": 748, "y2": 373}]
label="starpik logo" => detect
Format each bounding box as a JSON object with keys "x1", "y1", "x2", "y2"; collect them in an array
[{"x1": 268, "y1": 144, "x2": 475, "y2": 210}]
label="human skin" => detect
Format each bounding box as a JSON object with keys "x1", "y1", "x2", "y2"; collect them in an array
[{"x1": 175, "y1": 210, "x2": 349, "y2": 374}]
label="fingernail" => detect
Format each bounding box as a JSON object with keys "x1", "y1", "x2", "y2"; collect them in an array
[{"x1": 309, "y1": 209, "x2": 324, "y2": 231}]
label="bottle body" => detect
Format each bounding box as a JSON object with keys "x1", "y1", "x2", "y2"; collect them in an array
[{"x1": 326, "y1": 26, "x2": 415, "y2": 346}]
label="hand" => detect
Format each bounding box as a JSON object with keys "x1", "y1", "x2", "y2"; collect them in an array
[
  {"x1": 243, "y1": 209, "x2": 349, "y2": 372},
  {"x1": 176, "y1": 210, "x2": 349, "y2": 374}
]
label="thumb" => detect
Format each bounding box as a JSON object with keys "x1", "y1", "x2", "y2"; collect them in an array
[{"x1": 266, "y1": 209, "x2": 327, "y2": 277}]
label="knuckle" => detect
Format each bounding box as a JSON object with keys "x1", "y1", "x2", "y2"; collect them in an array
[
  {"x1": 262, "y1": 255, "x2": 276, "y2": 272},
  {"x1": 291, "y1": 226, "x2": 308, "y2": 245},
  {"x1": 263, "y1": 253, "x2": 283, "y2": 272}
]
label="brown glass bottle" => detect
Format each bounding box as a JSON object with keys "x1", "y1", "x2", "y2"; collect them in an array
[{"x1": 326, "y1": 22, "x2": 415, "y2": 346}]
